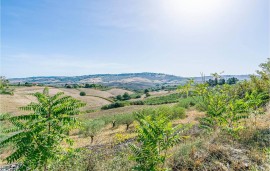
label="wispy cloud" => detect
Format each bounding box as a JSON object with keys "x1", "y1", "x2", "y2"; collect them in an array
[{"x1": 2, "y1": 53, "x2": 128, "y2": 77}]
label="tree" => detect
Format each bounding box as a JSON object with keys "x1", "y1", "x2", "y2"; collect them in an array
[
  {"x1": 0, "y1": 88, "x2": 86, "y2": 170},
  {"x1": 226, "y1": 77, "x2": 239, "y2": 85},
  {"x1": 81, "y1": 119, "x2": 105, "y2": 143},
  {"x1": 207, "y1": 79, "x2": 216, "y2": 87},
  {"x1": 123, "y1": 92, "x2": 131, "y2": 100},
  {"x1": 218, "y1": 78, "x2": 225, "y2": 85},
  {"x1": 117, "y1": 114, "x2": 135, "y2": 131},
  {"x1": 65, "y1": 84, "x2": 72, "y2": 88},
  {"x1": 84, "y1": 83, "x2": 91, "y2": 88},
  {"x1": 135, "y1": 94, "x2": 141, "y2": 98},
  {"x1": 144, "y1": 89, "x2": 149, "y2": 94},
  {"x1": 25, "y1": 82, "x2": 33, "y2": 87},
  {"x1": 80, "y1": 91, "x2": 86, "y2": 96},
  {"x1": 116, "y1": 95, "x2": 123, "y2": 101},
  {"x1": 129, "y1": 112, "x2": 187, "y2": 170}
]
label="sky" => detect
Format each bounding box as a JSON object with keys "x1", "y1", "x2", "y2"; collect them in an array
[{"x1": 1, "y1": 0, "x2": 269, "y2": 78}]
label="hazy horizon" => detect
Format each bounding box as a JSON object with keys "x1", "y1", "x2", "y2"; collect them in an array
[
  {"x1": 8, "y1": 72, "x2": 253, "y2": 80},
  {"x1": 1, "y1": 0, "x2": 269, "y2": 78}
]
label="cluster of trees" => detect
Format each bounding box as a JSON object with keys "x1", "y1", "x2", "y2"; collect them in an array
[
  {"x1": 116, "y1": 92, "x2": 132, "y2": 101},
  {"x1": 149, "y1": 84, "x2": 178, "y2": 92},
  {"x1": 207, "y1": 76, "x2": 239, "y2": 87},
  {"x1": 64, "y1": 83, "x2": 109, "y2": 90},
  {"x1": 194, "y1": 60, "x2": 269, "y2": 138},
  {"x1": 101, "y1": 92, "x2": 194, "y2": 109},
  {"x1": 115, "y1": 92, "x2": 143, "y2": 101},
  {"x1": 64, "y1": 84, "x2": 80, "y2": 88},
  {"x1": 84, "y1": 83, "x2": 106, "y2": 89},
  {"x1": 101, "y1": 101, "x2": 128, "y2": 110},
  {"x1": 81, "y1": 105, "x2": 186, "y2": 144},
  {"x1": 144, "y1": 89, "x2": 151, "y2": 97}
]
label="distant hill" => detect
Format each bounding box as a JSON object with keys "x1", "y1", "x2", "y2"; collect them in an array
[{"x1": 9, "y1": 73, "x2": 250, "y2": 89}]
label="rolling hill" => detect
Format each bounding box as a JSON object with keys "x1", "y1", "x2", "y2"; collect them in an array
[{"x1": 8, "y1": 73, "x2": 250, "y2": 89}]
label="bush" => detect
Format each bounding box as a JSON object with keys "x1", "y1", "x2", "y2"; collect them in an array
[
  {"x1": 171, "y1": 106, "x2": 186, "y2": 119},
  {"x1": 135, "y1": 95, "x2": 141, "y2": 98},
  {"x1": 129, "y1": 112, "x2": 182, "y2": 170},
  {"x1": 101, "y1": 102, "x2": 127, "y2": 110},
  {"x1": 176, "y1": 97, "x2": 197, "y2": 109},
  {"x1": 143, "y1": 93, "x2": 182, "y2": 105},
  {"x1": 116, "y1": 95, "x2": 123, "y2": 101},
  {"x1": 123, "y1": 92, "x2": 131, "y2": 100},
  {"x1": 145, "y1": 92, "x2": 151, "y2": 97},
  {"x1": 80, "y1": 91, "x2": 86, "y2": 96},
  {"x1": 155, "y1": 105, "x2": 185, "y2": 120},
  {"x1": 130, "y1": 100, "x2": 144, "y2": 105}
]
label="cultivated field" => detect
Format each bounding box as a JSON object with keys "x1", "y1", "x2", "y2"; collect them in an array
[{"x1": 0, "y1": 86, "x2": 133, "y2": 114}]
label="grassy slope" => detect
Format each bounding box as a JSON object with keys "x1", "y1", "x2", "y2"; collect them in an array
[{"x1": 0, "y1": 87, "x2": 134, "y2": 114}]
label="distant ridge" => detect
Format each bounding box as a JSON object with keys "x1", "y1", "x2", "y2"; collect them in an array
[{"x1": 9, "y1": 72, "x2": 250, "y2": 89}]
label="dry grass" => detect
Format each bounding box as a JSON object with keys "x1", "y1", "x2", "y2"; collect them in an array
[
  {"x1": 106, "y1": 88, "x2": 133, "y2": 96},
  {"x1": 81, "y1": 103, "x2": 179, "y2": 119},
  {"x1": 0, "y1": 87, "x2": 113, "y2": 114},
  {"x1": 74, "y1": 109, "x2": 205, "y2": 148},
  {"x1": 78, "y1": 88, "x2": 114, "y2": 98},
  {"x1": 71, "y1": 124, "x2": 137, "y2": 148},
  {"x1": 172, "y1": 109, "x2": 205, "y2": 125}
]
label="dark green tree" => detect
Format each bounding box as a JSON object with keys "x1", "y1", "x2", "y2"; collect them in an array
[
  {"x1": 218, "y1": 78, "x2": 225, "y2": 85},
  {"x1": 80, "y1": 91, "x2": 86, "y2": 96},
  {"x1": 116, "y1": 95, "x2": 123, "y2": 101},
  {"x1": 144, "y1": 89, "x2": 149, "y2": 94},
  {"x1": 123, "y1": 92, "x2": 131, "y2": 100},
  {"x1": 226, "y1": 77, "x2": 239, "y2": 85}
]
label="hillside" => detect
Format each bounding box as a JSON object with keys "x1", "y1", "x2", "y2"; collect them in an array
[
  {"x1": 0, "y1": 87, "x2": 133, "y2": 114},
  {"x1": 9, "y1": 73, "x2": 250, "y2": 89}
]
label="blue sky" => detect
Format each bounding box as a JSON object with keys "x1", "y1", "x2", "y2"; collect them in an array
[{"x1": 1, "y1": 0, "x2": 269, "y2": 78}]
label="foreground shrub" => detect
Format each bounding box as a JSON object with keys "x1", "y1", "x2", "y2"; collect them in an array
[
  {"x1": 0, "y1": 88, "x2": 86, "y2": 170},
  {"x1": 129, "y1": 112, "x2": 186, "y2": 171},
  {"x1": 48, "y1": 149, "x2": 91, "y2": 171}
]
